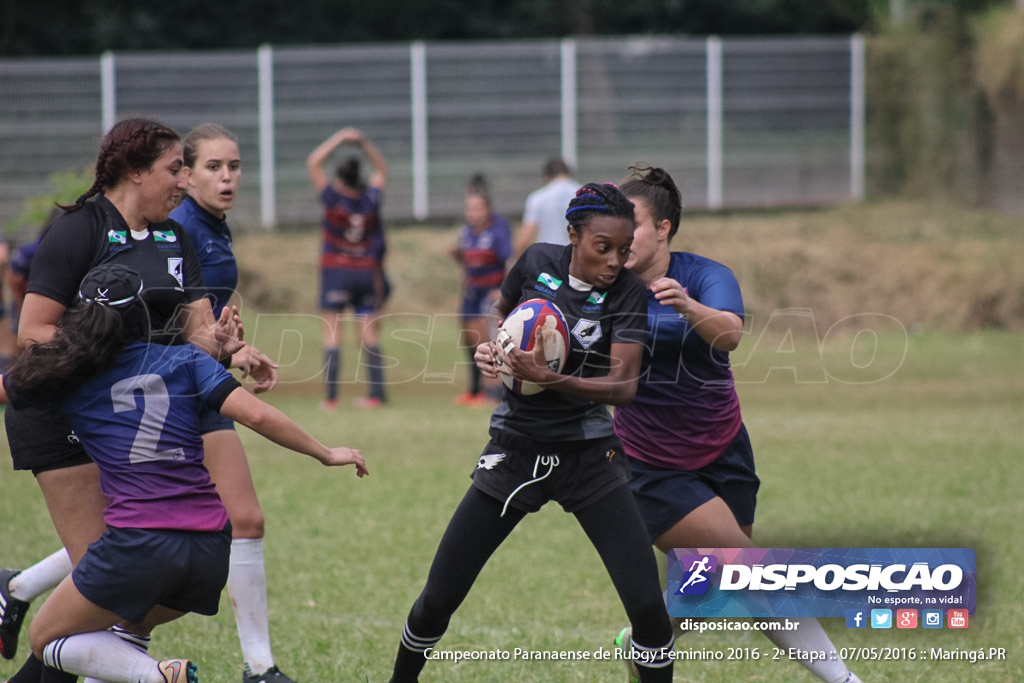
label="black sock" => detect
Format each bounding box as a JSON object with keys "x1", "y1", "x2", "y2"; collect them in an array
[
  {"x1": 7, "y1": 654, "x2": 43, "y2": 683},
  {"x1": 324, "y1": 348, "x2": 340, "y2": 400},
  {"x1": 467, "y1": 347, "x2": 482, "y2": 395},
  {"x1": 365, "y1": 344, "x2": 386, "y2": 400}
]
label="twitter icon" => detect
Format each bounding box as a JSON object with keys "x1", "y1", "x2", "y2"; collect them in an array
[{"x1": 870, "y1": 609, "x2": 892, "y2": 629}]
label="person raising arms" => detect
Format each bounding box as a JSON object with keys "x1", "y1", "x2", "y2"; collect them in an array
[{"x1": 306, "y1": 127, "x2": 390, "y2": 409}]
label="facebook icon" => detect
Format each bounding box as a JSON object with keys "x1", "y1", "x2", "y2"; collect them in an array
[{"x1": 845, "y1": 609, "x2": 866, "y2": 629}]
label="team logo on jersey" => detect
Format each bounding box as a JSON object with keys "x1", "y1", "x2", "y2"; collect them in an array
[
  {"x1": 572, "y1": 318, "x2": 603, "y2": 349},
  {"x1": 586, "y1": 291, "x2": 606, "y2": 305},
  {"x1": 153, "y1": 230, "x2": 177, "y2": 243},
  {"x1": 107, "y1": 229, "x2": 127, "y2": 245},
  {"x1": 167, "y1": 258, "x2": 184, "y2": 288},
  {"x1": 477, "y1": 452, "x2": 506, "y2": 470},
  {"x1": 536, "y1": 273, "x2": 563, "y2": 290}
]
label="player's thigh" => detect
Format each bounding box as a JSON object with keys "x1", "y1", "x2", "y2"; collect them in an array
[
  {"x1": 36, "y1": 463, "x2": 107, "y2": 565},
  {"x1": 202, "y1": 429, "x2": 264, "y2": 539},
  {"x1": 653, "y1": 496, "x2": 755, "y2": 554}
]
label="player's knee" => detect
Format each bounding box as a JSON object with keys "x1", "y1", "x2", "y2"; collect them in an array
[{"x1": 229, "y1": 513, "x2": 265, "y2": 539}]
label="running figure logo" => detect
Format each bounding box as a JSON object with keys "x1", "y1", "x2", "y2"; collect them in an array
[{"x1": 676, "y1": 554, "x2": 718, "y2": 596}]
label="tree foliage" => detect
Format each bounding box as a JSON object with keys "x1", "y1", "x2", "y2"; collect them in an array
[{"x1": 0, "y1": 0, "x2": 880, "y2": 56}]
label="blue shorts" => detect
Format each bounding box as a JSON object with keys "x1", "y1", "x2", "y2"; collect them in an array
[
  {"x1": 320, "y1": 268, "x2": 391, "y2": 313},
  {"x1": 627, "y1": 423, "x2": 759, "y2": 542},
  {"x1": 471, "y1": 432, "x2": 630, "y2": 515},
  {"x1": 460, "y1": 285, "x2": 499, "y2": 319},
  {"x1": 72, "y1": 524, "x2": 232, "y2": 624}
]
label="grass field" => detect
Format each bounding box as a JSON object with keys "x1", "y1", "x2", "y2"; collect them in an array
[{"x1": 2, "y1": 201, "x2": 1023, "y2": 682}]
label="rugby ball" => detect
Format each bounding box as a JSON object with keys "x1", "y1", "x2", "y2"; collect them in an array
[{"x1": 496, "y1": 298, "x2": 569, "y2": 395}]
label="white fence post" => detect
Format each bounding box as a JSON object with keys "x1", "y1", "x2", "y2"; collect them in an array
[
  {"x1": 100, "y1": 51, "x2": 116, "y2": 134},
  {"x1": 410, "y1": 41, "x2": 429, "y2": 221},
  {"x1": 850, "y1": 34, "x2": 866, "y2": 202},
  {"x1": 560, "y1": 38, "x2": 578, "y2": 171},
  {"x1": 706, "y1": 36, "x2": 723, "y2": 211},
  {"x1": 257, "y1": 44, "x2": 276, "y2": 229}
]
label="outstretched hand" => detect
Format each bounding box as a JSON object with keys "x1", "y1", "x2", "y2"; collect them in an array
[{"x1": 322, "y1": 447, "x2": 369, "y2": 477}]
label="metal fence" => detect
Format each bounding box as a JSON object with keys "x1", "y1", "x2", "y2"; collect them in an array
[{"x1": 0, "y1": 35, "x2": 863, "y2": 232}]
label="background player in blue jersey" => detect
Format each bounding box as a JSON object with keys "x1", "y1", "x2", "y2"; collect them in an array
[
  {"x1": 306, "y1": 127, "x2": 390, "y2": 409},
  {"x1": 0, "y1": 119, "x2": 245, "y2": 666},
  {"x1": 0, "y1": 263, "x2": 367, "y2": 683},
  {"x1": 171, "y1": 122, "x2": 301, "y2": 683},
  {"x1": 449, "y1": 174, "x2": 511, "y2": 406},
  {"x1": 389, "y1": 184, "x2": 674, "y2": 683},
  {"x1": 612, "y1": 164, "x2": 863, "y2": 683}
]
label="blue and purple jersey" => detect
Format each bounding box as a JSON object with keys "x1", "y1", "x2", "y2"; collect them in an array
[
  {"x1": 458, "y1": 215, "x2": 512, "y2": 289},
  {"x1": 614, "y1": 251, "x2": 745, "y2": 470},
  {"x1": 62, "y1": 342, "x2": 240, "y2": 531},
  {"x1": 319, "y1": 185, "x2": 385, "y2": 271}
]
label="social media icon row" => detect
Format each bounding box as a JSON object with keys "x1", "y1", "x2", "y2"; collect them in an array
[{"x1": 845, "y1": 608, "x2": 968, "y2": 629}]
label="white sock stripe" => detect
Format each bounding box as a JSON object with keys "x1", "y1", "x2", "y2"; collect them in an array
[
  {"x1": 630, "y1": 635, "x2": 675, "y2": 653},
  {"x1": 111, "y1": 626, "x2": 151, "y2": 652},
  {"x1": 400, "y1": 625, "x2": 442, "y2": 652},
  {"x1": 42, "y1": 636, "x2": 69, "y2": 670},
  {"x1": 630, "y1": 635, "x2": 675, "y2": 669}
]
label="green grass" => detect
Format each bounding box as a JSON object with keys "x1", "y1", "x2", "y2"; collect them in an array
[{"x1": 2, "y1": 319, "x2": 1021, "y2": 682}]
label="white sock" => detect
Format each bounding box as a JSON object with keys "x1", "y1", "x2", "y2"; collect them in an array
[
  {"x1": 761, "y1": 618, "x2": 854, "y2": 683},
  {"x1": 83, "y1": 626, "x2": 151, "y2": 683},
  {"x1": 43, "y1": 631, "x2": 164, "y2": 683},
  {"x1": 229, "y1": 538, "x2": 276, "y2": 675},
  {"x1": 8, "y1": 549, "x2": 72, "y2": 602}
]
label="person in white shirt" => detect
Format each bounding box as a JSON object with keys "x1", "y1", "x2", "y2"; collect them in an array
[{"x1": 514, "y1": 157, "x2": 580, "y2": 254}]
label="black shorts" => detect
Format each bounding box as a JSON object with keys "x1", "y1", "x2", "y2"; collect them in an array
[
  {"x1": 73, "y1": 524, "x2": 232, "y2": 624},
  {"x1": 627, "y1": 423, "x2": 759, "y2": 542},
  {"x1": 5, "y1": 402, "x2": 91, "y2": 473},
  {"x1": 471, "y1": 432, "x2": 630, "y2": 516}
]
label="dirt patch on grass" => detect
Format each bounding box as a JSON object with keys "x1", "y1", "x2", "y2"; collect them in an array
[{"x1": 232, "y1": 201, "x2": 1024, "y2": 333}]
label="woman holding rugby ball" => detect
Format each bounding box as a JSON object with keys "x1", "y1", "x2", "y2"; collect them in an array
[
  {"x1": 612, "y1": 164, "x2": 863, "y2": 683},
  {"x1": 388, "y1": 183, "x2": 674, "y2": 683}
]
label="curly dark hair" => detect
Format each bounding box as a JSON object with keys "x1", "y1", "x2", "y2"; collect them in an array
[{"x1": 564, "y1": 182, "x2": 635, "y2": 235}]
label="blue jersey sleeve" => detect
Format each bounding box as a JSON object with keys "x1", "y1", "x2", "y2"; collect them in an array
[
  {"x1": 676, "y1": 253, "x2": 744, "y2": 320},
  {"x1": 186, "y1": 345, "x2": 242, "y2": 411}
]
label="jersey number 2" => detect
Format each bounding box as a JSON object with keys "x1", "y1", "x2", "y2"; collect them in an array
[{"x1": 111, "y1": 373, "x2": 186, "y2": 464}]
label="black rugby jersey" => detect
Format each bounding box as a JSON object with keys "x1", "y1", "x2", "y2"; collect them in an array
[
  {"x1": 27, "y1": 195, "x2": 206, "y2": 346},
  {"x1": 490, "y1": 242, "x2": 647, "y2": 443}
]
